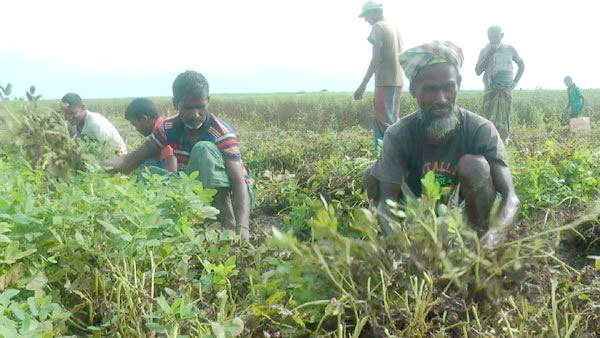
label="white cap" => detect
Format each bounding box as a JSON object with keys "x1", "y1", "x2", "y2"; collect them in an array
[{"x1": 358, "y1": 1, "x2": 383, "y2": 18}]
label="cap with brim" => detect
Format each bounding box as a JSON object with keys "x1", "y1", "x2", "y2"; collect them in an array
[{"x1": 358, "y1": 1, "x2": 382, "y2": 17}]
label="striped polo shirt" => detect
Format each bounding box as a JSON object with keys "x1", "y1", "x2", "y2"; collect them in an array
[{"x1": 146, "y1": 113, "x2": 249, "y2": 180}]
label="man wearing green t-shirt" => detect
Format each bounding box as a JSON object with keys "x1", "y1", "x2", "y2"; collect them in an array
[
  {"x1": 354, "y1": 0, "x2": 404, "y2": 154},
  {"x1": 364, "y1": 41, "x2": 520, "y2": 250},
  {"x1": 564, "y1": 76, "x2": 585, "y2": 118}
]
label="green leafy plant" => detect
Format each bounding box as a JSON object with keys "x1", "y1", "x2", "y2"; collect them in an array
[
  {"x1": 0, "y1": 82, "x2": 12, "y2": 101},
  {"x1": 26, "y1": 86, "x2": 42, "y2": 103}
]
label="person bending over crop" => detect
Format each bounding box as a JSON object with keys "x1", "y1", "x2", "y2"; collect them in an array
[
  {"x1": 364, "y1": 41, "x2": 520, "y2": 250},
  {"x1": 107, "y1": 71, "x2": 252, "y2": 240},
  {"x1": 353, "y1": 0, "x2": 404, "y2": 154},
  {"x1": 475, "y1": 26, "x2": 525, "y2": 143},
  {"x1": 61, "y1": 93, "x2": 127, "y2": 155},
  {"x1": 124, "y1": 97, "x2": 177, "y2": 171},
  {"x1": 564, "y1": 76, "x2": 585, "y2": 118}
]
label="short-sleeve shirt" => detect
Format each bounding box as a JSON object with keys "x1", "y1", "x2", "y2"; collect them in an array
[
  {"x1": 148, "y1": 116, "x2": 174, "y2": 162},
  {"x1": 567, "y1": 85, "x2": 583, "y2": 114},
  {"x1": 146, "y1": 113, "x2": 249, "y2": 181},
  {"x1": 371, "y1": 108, "x2": 507, "y2": 197},
  {"x1": 368, "y1": 20, "x2": 404, "y2": 87},
  {"x1": 80, "y1": 111, "x2": 127, "y2": 155},
  {"x1": 476, "y1": 44, "x2": 522, "y2": 88}
]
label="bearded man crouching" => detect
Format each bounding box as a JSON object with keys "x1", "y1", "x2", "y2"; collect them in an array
[{"x1": 363, "y1": 41, "x2": 520, "y2": 250}]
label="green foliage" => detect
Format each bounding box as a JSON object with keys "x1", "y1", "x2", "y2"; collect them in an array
[
  {"x1": 26, "y1": 86, "x2": 42, "y2": 102},
  {"x1": 0, "y1": 92, "x2": 599, "y2": 336},
  {"x1": 0, "y1": 82, "x2": 12, "y2": 101}
]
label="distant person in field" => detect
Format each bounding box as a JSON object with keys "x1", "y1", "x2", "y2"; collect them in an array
[
  {"x1": 475, "y1": 25, "x2": 525, "y2": 143},
  {"x1": 124, "y1": 97, "x2": 176, "y2": 171},
  {"x1": 108, "y1": 71, "x2": 252, "y2": 240},
  {"x1": 61, "y1": 93, "x2": 127, "y2": 155},
  {"x1": 353, "y1": 0, "x2": 404, "y2": 154},
  {"x1": 364, "y1": 41, "x2": 520, "y2": 249},
  {"x1": 564, "y1": 76, "x2": 585, "y2": 118}
]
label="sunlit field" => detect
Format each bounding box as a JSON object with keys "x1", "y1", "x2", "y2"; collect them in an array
[{"x1": 0, "y1": 90, "x2": 598, "y2": 336}]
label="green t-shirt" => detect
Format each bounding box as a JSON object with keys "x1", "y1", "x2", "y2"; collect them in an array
[
  {"x1": 371, "y1": 108, "x2": 508, "y2": 196},
  {"x1": 567, "y1": 84, "x2": 583, "y2": 115}
]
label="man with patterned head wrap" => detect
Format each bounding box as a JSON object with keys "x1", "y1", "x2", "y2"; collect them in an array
[{"x1": 364, "y1": 41, "x2": 520, "y2": 249}]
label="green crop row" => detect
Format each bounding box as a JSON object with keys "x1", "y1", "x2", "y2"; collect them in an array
[{"x1": 0, "y1": 93, "x2": 598, "y2": 336}]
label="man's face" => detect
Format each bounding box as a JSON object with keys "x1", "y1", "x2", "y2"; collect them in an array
[
  {"x1": 174, "y1": 95, "x2": 210, "y2": 130},
  {"x1": 363, "y1": 10, "x2": 379, "y2": 25},
  {"x1": 411, "y1": 63, "x2": 461, "y2": 145},
  {"x1": 128, "y1": 116, "x2": 154, "y2": 136},
  {"x1": 62, "y1": 104, "x2": 86, "y2": 126},
  {"x1": 488, "y1": 30, "x2": 503, "y2": 46}
]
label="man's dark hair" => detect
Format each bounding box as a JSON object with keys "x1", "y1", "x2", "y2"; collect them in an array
[
  {"x1": 564, "y1": 75, "x2": 573, "y2": 82},
  {"x1": 61, "y1": 93, "x2": 83, "y2": 107},
  {"x1": 125, "y1": 97, "x2": 160, "y2": 120},
  {"x1": 172, "y1": 70, "x2": 210, "y2": 103}
]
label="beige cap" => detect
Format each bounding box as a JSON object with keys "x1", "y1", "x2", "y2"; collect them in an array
[{"x1": 358, "y1": 1, "x2": 383, "y2": 18}]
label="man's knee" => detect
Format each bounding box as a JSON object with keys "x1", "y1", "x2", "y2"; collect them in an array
[
  {"x1": 457, "y1": 154, "x2": 491, "y2": 185},
  {"x1": 191, "y1": 141, "x2": 219, "y2": 158}
]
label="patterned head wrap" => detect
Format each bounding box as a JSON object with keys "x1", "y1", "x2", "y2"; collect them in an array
[{"x1": 399, "y1": 41, "x2": 464, "y2": 81}]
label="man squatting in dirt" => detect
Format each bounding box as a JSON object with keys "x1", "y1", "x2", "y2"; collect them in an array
[
  {"x1": 363, "y1": 41, "x2": 520, "y2": 249},
  {"x1": 107, "y1": 71, "x2": 253, "y2": 240}
]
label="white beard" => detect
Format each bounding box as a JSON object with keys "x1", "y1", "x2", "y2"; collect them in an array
[{"x1": 424, "y1": 112, "x2": 459, "y2": 145}]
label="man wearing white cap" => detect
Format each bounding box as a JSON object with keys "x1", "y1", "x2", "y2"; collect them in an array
[{"x1": 354, "y1": 1, "x2": 404, "y2": 154}]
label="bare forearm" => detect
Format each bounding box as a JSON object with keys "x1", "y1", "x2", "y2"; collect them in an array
[
  {"x1": 476, "y1": 49, "x2": 494, "y2": 75},
  {"x1": 108, "y1": 143, "x2": 154, "y2": 174},
  {"x1": 495, "y1": 193, "x2": 520, "y2": 228},
  {"x1": 514, "y1": 63, "x2": 525, "y2": 85},
  {"x1": 231, "y1": 181, "x2": 250, "y2": 237},
  {"x1": 162, "y1": 156, "x2": 177, "y2": 173},
  {"x1": 475, "y1": 58, "x2": 489, "y2": 75},
  {"x1": 377, "y1": 182, "x2": 402, "y2": 235},
  {"x1": 491, "y1": 163, "x2": 520, "y2": 228},
  {"x1": 360, "y1": 59, "x2": 378, "y2": 87},
  {"x1": 113, "y1": 153, "x2": 141, "y2": 174}
]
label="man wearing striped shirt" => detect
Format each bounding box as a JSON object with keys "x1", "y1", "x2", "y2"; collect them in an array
[{"x1": 108, "y1": 71, "x2": 251, "y2": 240}]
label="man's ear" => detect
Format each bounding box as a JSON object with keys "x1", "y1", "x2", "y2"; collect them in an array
[
  {"x1": 457, "y1": 74, "x2": 462, "y2": 90},
  {"x1": 207, "y1": 95, "x2": 211, "y2": 104}
]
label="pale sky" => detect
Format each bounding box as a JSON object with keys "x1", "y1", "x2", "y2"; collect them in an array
[{"x1": 1, "y1": 0, "x2": 597, "y2": 99}]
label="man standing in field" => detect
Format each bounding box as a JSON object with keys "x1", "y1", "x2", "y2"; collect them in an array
[
  {"x1": 108, "y1": 71, "x2": 252, "y2": 240},
  {"x1": 354, "y1": 0, "x2": 404, "y2": 154},
  {"x1": 124, "y1": 97, "x2": 176, "y2": 171},
  {"x1": 364, "y1": 41, "x2": 520, "y2": 249},
  {"x1": 564, "y1": 76, "x2": 585, "y2": 118},
  {"x1": 475, "y1": 26, "x2": 525, "y2": 143},
  {"x1": 61, "y1": 93, "x2": 127, "y2": 155}
]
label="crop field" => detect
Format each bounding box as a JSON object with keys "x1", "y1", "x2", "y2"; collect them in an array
[{"x1": 0, "y1": 90, "x2": 599, "y2": 337}]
